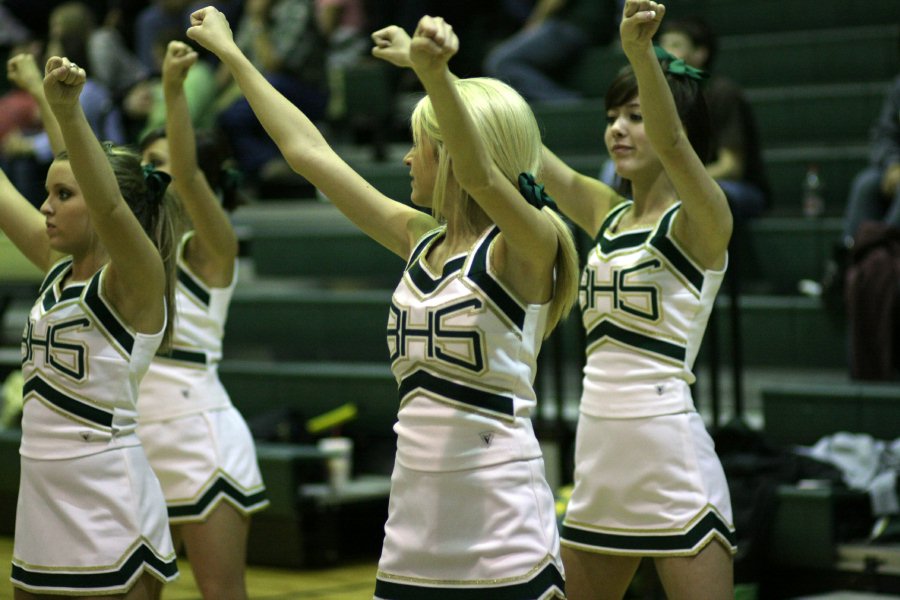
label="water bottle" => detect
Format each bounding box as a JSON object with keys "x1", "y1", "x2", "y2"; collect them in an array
[{"x1": 802, "y1": 165, "x2": 825, "y2": 218}]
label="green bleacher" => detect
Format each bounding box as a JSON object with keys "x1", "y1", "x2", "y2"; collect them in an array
[
  {"x1": 717, "y1": 26, "x2": 899, "y2": 88},
  {"x1": 669, "y1": 0, "x2": 900, "y2": 35},
  {"x1": 225, "y1": 285, "x2": 391, "y2": 361}
]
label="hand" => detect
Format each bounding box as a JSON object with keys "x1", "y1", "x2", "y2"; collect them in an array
[
  {"x1": 371, "y1": 25, "x2": 412, "y2": 69},
  {"x1": 186, "y1": 7, "x2": 236, "y2": 56},
  {"x1": 620, "y1": 0, "x2": 665, "y2": 54},
  {"x1": 882, "y1": 163, "x2": 900, "y2": 197},
  {"x1": 409, "y1": 16, "x2": 458, "y2": 76},
  {"x1": 162, "y1": 40, "x2": 199, "y2": 91},
  {"x1": 7, "y1": 53, "x2": 44, "y2": 96},
  {"x1": 43, "y1": 56, "x2": 85, "y2": 111}
]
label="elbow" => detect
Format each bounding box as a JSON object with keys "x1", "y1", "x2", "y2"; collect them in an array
[
  {"x1": 281, "y1": 138, "x2": 337, "y2": 182},
  {"x1": 280, "y1": 141, "x2": 311, "y2": 174},
  {"x1": 455, "y1": 166, "x2": 496, "y2": 198},
  {"x1": 223, "y1": 230, "x2": 240, "y2": 259},
  {"x1": 650, "y1": 124, "x2": 691, "y2": 160},
  {"x1": 663, "y1": 130, "x2": 692, "y2": 157}
]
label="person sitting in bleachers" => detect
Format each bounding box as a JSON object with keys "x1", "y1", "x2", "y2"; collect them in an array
[
  {"x1": 126, "y1": 26, "x2": 219, "y2": 142},
  {"x1": 483, "y1": 0, "x2": 620, "y2": 104},
  {"x1": 1, "y1": 3, "x2": 126, "y2": 206},
  {"x1": 659, "y1": 14, "x2": 770, "y2": 221},
  {"x1": 216, "y1": 0, "x2": 328, "y2": 187},
  {"x1": 0, "y1": 39, "x2": 42, "y2": 155},
  {"x1": 841, "y1": 74, "x2": 900, "y2": 248},
  {"x1": 820, "y1": 74, "x2": 900, "y2": 320},
  {"x1": 829, "y1": 74, "x2": 900, "y2": 381}
]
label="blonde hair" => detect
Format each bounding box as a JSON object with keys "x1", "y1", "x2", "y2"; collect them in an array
[
  {"x1": 59, "y1": 145, "x2": 185, "y2": 349},
  {"x1": 410, "y1": 78, "x2": 579, "y2": 336}
]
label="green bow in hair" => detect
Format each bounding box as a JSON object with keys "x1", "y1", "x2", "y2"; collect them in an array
[
  {"x1": 142, "y1": 163, "x2": 172, "y2": 206},
  {"x1": 653, "y1": 45, "x2": 709, "y2": 81},
  {"x1": 518, "y1": 172, "x2": 561, "y2": 214}
]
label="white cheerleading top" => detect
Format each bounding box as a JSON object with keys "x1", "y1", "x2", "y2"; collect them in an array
[
  {"x1": 388, "y1": 225, "x2": 549, "y2": 472},
  {"x1": 20, "y1": 258, "x2": 164, "y2": 459},
  {"x1": 138, "y1": 232, "x2": 236, "y2": 422},
  {"x1": 579, "y1": 201, "x2": 726, "y2": 418}
]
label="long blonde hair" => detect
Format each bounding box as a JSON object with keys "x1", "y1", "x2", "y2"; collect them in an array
[{"x1": 410, "y1": 78, "x2": 579, "y2": 336}]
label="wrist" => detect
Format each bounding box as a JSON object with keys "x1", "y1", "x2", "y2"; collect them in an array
[
  {"x1": 412, "y1": 63, "x2": 449, "y2": 82},
  {"x1": 162, "y1": 79, "x2": 184, "y2": 95},
  {"x1": 217, "y1": 42, "x2": 245, "y2": 70},
  {"x1": 622, "y1": 41, "x2": 653, "y2": 58},
  {"x1": 48, "y1": 102, "x2": 80, "y2": 118}
]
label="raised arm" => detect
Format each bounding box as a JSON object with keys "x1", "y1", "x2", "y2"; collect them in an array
[
  {"x1": 620, "y1": 0, "x2": 731, "y2": 268},
  {"x1": 2, "y1": 53, "x2": 69, "y2": 272},
  {"x1": 373, "y1": 23, "x2": 620, "y2": 239},
  {"x1": 540, "y1": 146, "x2": 622, "y2": 236},
  {"x1": 44, "y1": 56, "x2": 165, "y2": 333},
  {"x1": 7, "y1": 53, "x2": 65, "y2": 156},
  {"x1": 408, "y1": 17, "x2": 557, "y2": 295},
  {"x1": 162, "y1": 40, "x2": 237, "y2": 286},
  {"x1": 187, "y1": 6, "x2": 433, "y2": 259},
  {"x1": 0, "y1": 167, "x2": 54, "y2": 271}
]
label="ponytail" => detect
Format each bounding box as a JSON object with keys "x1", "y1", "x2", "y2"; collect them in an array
[{"x1": 104, "y1": 145, "x2": 186, "y2": 350}]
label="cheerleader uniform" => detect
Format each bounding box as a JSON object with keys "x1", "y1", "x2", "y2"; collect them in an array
[
  {"x1": 12, "y1": 259, "x2": 178, "y2": 595},
  {"x1": 138, "y1": 232, "x2": 268, "y2": 523},
  {"x1": 374, "y1": 225, "x2": 565, "y2": 600},
  {"x1": 561, "y1": 201, "x2": 737, "y2": 557}
]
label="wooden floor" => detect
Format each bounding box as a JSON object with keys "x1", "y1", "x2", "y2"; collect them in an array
[{"x1": 0, "y1": 536, "x2": 378, "y2": 599}]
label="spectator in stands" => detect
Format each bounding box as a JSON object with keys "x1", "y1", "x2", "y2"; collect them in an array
[
  {"x1": 840, "y1": 74, "x2": 900, "y2": 246},
  {"x1": 315, "y1": 0, "x2": 369, "y2": 122},
  {"x1": 659, "y1": 14, "x2": 770, "y2": 221},
  {"x1": 3, "y1": 53, "x2": 180, "y2": 597},
  {"x1": 135, "y1": 0, "x2": 194, "y2": 72},
  {"x1": 2, "y1": 3, "x2": 126, "y2": 206},
  {"x1": 188, "y1": 7, "x2": 579, "y2": 597},
  {"x1": 316, "y1": 0, "x2": 368, "y2": 71},
  {"x1": 76, "y1": 1, "x2": 149, "y2": 102},
  {"x1": 42, "y1": 2, "x2": 127, "y2": 144},
  {"x1": 820, "y1": 74, "x2": 900, "y2": 313},
  {"x1": 0, "y1": 5, "x2": 32, "y2": 49},
  {"x1": 536, "y1": 2, "x2": 737, "y2": 597},
  {"x1": 827, "y1": 74, "x2": 900, "y2": 380},
  {"x1": 128, "y1": 26, "x2": 218, "y2": 141},
  {"x1": 1, "y1": 39, "x2": 43, "y2": 150},
  {"x1": 483, "y1": 0, "x2": 621, "y2": 103},
  {"x1": 216, "y1": 0, "x2": 328, "y2": 185},
  {"x1": 2, "y1": 50, "x2": 47, "y2": 207},
  {"x1": 136, "y1": 40, "x2": 267, "y2": 600},
  {"x1": 134, "y1": 0, "x2": 241, "y2": 73}
]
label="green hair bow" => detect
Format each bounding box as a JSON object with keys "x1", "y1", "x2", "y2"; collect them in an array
[
  {"x1": 518, "y1": 172, "x2": 561, "y2": 214},
  {"x1": 653, "y1": 45, "x2": 709, "y2": 81},
  {"x1": 142, "y1": 163, "x2": 172, "y2": 206}
]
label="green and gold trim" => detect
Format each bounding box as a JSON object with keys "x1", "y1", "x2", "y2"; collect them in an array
[
  {"x1": 11, "y1": 539, "x2": 177, "y2": 593},
  {"x1": 167, "y1": 472, "x2": 268, "y2": 522},
  {"x1": 561, "y1": 509, "x2": 737, "y2": 556},
  {"x1": 24, "y1": 374, "x2": 114, "y2": 429},
  {"x1": 398, "y1": 368, "x2": 515, "y2": 419},
  {"x1": 375, "y1": 561, "x2": 564, "y2": 599},
  {"x1": 584, "y1": 318, "x2": 685, "y2": 364}
]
